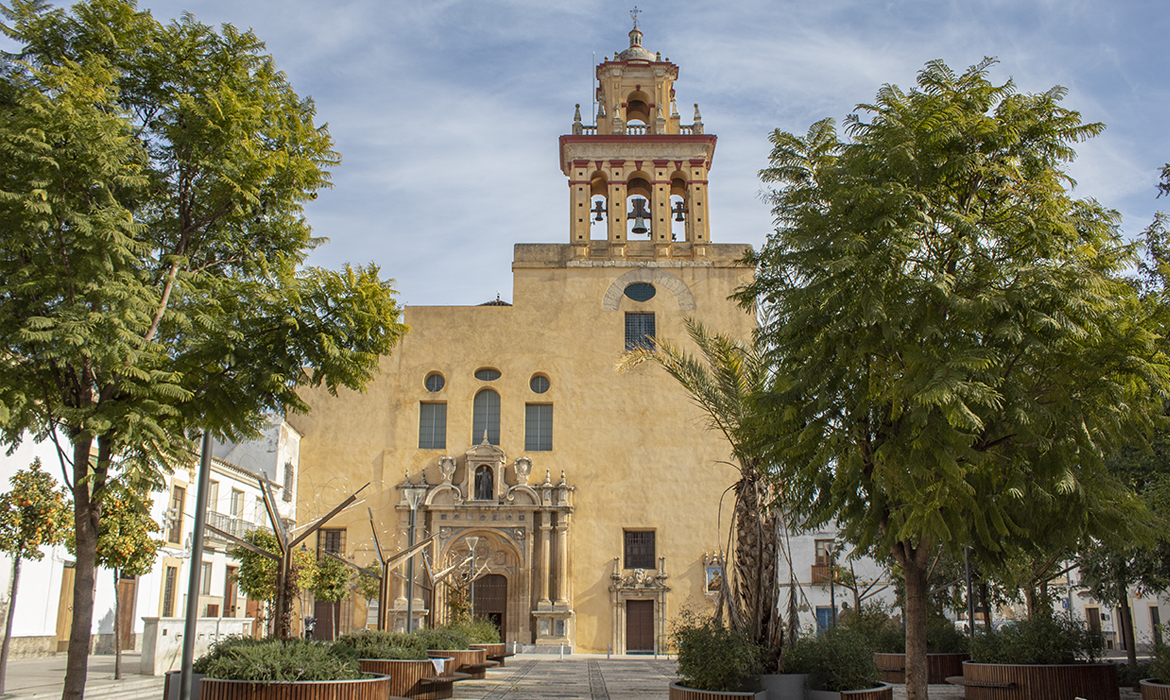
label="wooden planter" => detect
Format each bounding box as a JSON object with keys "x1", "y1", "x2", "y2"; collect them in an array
[
  {"x1": 668, "y1": 682, "x2": 767, "y2": 700},
  {"x1": 808, "y1": 682, "x2": 893, "y2": 700},
  {"x1": 469, "y1": 642, "x2": 510, "y2": 669},
  {"x1": 873, "y1": 652, "x2": 970, "y2": 684},
  {"x1": 199, "y1": 674, "x2": 394, "y2": 700},
  {"x1": 949, "y1": 661, "x2": 1119, "y2": 700},
  {"x1": 1141, "y1": 679, "x2": 1170, "y2": 700},
  {"x1": 428, "y1": 647, "x2": 494, "y2": 679},
  {"x1": 358, "y1": 658, "x2": 453, "y2": 700}
]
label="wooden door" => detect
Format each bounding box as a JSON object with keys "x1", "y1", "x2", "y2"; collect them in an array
[
  {"x1": 55, "y1": 563, "x2": 76, "y2": 652},
  {"x1": 1086, "y1": 607, "x2": 1101, "y2": 634},
  {"x1": 473, "y1": 574, "x2": 507, "y2": 643},
  {"x1": 245, "y1": 598, "x2": 264, "y2": 638},
  {"x1": 117, "y1": 575, "x2": 137, "y2": 650},
  {"x1": 626, "y1": 599, "x2": 654, "y2": 653},
  {"x1": 223, "y1": 566, "x2": 238, "y2": 618},
  {"x1": 312, "y1": 600, "x2": 336, "y2": 640}
]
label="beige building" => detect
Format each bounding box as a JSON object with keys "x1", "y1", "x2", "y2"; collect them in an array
[{"x1": 291, "y1": 24, "x2": 755, "y2": 654}]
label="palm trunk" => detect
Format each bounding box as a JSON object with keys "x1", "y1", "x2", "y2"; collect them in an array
[{"x1": 0, "y1": 555, "x2": 23, "y2": 695}]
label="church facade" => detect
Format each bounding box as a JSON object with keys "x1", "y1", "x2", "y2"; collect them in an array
[{"x1": 291, "y1": 25, "x2": 755, "y2": 654}]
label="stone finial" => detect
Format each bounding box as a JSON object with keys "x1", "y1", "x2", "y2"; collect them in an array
[
  {"x1": 655, "y1": 51, "x2": 661, "y2": 61},
  {"x1": 573, "y1": 104, "x2": 582, "y2": 123},
  {"x1": 558, "y1": 470, "x2": 568, "y2": 487},
  {"x1": 403, "y1": 470, "x2": 412, "y2": 485},
  {"x1": 693, "y1": 103, "x2": 702, "y2": 122},
  {"x1": 543, "y1": 469, "x2": 553, "y2": 486}
]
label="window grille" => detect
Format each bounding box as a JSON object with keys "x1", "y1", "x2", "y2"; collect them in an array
[
  {"x1": 624, "y1": 530, "x2": 656, "y2": 570},
  {"x1": 625, "y1": 312, "x2": 655, "y2": 351}
]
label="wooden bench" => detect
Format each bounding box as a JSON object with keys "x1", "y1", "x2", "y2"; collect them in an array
[
  {"x1": 487, "y1": 652, "x2": 515, "y2": 667},
  {"x1": 462, "y1": 659, "x2": 500, "y2": 679},
  {"x1": 946, "y1": 675, "x2": 1015, "y2": 688}
]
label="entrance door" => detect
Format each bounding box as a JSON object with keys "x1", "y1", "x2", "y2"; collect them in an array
[
  {"x1": 1087, "y1": 606, "x2": 1102, "y2": 634},
  {"x1": 626, "y1": 600, "x2": 654, "y2": 653},
  {"x1": 473, "y1": 574, "x2": 507, "y2": 643},
  {"x1": 313, "y1": 600, "x2": 336, "y2": 640},
  {"x1": 55, "y1": 562, "x2": 76, "y2": 652},
  {"x1": 224, "y1": 566, "x2": 238, "y2": 618},
  {"x1": 117, "y1": 575, "x2": 137, "y2": 650},
  {"x1": 816, "y1": 607, "x2": 833, "y2": 632}
]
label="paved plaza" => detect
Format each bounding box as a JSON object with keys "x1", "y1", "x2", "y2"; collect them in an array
[{"x1": 0, "y1": 652, "x2": 1145, "y2": 699}]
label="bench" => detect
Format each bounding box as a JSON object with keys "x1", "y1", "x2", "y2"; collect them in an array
[
  {"x1": 945, "y1": 675, "x2": 1015, "y2": 688},
  {"x1": 462, "y1": 660, "x2": 500, "y2": 679},
  {"x1": 487, "y1": 652, "x2": 515, "y2": 667}
]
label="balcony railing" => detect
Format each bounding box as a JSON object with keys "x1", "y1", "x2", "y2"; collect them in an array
[{"x1": 206, "y1": 511, "x2": 272, "y2": 541}]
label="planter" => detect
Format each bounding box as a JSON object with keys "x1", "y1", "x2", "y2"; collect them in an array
[
  {"x1": 668, "y1": 682, "x2": 767, "y2": 700},
  {"x1": 873, "y1": 652, "x2": 970, "y2": 684},
  {"x1": 163, "y1": 671, "x2": 205, "y2": 700},
  {"x1": 953, "y1": 662, "x2": 1119, "y2": 700},
  {"x1": 199, "y1": 674, "x2": 393, "y2": 700},
  {"x1": 1141, "y1": 679, "x2": 1170, "y2": 700},
  {"x1": 807, "y1": 683, "x2": 892, "y2": 700},
  {"x1": 359, "y1": 658, "x2": 452, "y2": 700},
  {"x1": 469, "y1": 642, "x2": 509, "y2": 669},
  {"x1": 761, "y1": 673, "x2": 808, "y2": 700},
  {"x1": 428, "y1": 647, "x2": 491, "y2": 679}
]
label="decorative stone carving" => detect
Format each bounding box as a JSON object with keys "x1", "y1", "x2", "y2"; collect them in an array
[
  {"x1": 514, "y1": 457, "x2": 532, "y2": 485},
  {"x1": 439, "y1": 456, "x2": 456, "y2": 484}
]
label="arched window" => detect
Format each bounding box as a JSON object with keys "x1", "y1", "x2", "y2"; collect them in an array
[{"x1": 472, "y1": 389, "x2": 500, "y2": 445}]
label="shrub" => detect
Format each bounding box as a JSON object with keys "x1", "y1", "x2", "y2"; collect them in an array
[
  {"x1": 193, "y1": 637, "x2": 362, "y2": 681},
  {"x1": 331, "y1": 630, "x2": 428, "y2": 660},
  {"x1": 925, "y1": 615, "x2": 968, "y2": 654},
  {"x1": 446, "y1": 617, "x2": 501, "y2": 644},
  {"x1": 968, "y1": 614, "x2": 1102, "y2": 665},
  {"x1": 671, "y1": 610, "x2": 763, "y2": 692},
  {"x1": 413, "y1": 626, "x2": 472, "y2": 650},
  {"x1": 839, "y1": 603, "x2": 904, "y2": 652},
  {"x1": 1150, "y1": 643, "x2": 1170, "y2": 684},
  {"x1": 782, "y1": 627, "x2": 881, "y2": 692},
  {"x1": 1114, "y1": 659, "x2": 1152, "y2": 689}
]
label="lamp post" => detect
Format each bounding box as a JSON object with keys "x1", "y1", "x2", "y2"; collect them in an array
[{"x1": 403, "y1": 485, "x2": 428, "y2": 632}]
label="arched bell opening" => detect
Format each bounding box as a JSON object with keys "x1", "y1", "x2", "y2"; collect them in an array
[
  {"x1": 669, "y1": 173, "x2": 689, "y2": 242},
  {"x1": 625, "y1": 90, "x2": 651, "y2": 125},
  {"x1": 625, "y1": 176, "x2": 652, "y2": 238},
  {"x1": 589, "y1": 171, "x2": 609, "y2": 240}
]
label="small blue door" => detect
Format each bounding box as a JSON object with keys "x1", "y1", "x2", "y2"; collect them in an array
[{"x1": 816, "y1": 606, "x2": 832, "y2": 632}]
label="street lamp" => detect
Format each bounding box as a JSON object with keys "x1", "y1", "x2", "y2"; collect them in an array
[{"x1": 403, "y1": 485, "x2": 428, "y2": 632}]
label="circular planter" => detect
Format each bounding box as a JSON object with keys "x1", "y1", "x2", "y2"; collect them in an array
[
  {"x1": 359, "y1": 658, "x2": 451, "y2": 700},
  {"x1": 199, "y1": 674, "x2": 393, "y2": 700},
  {"x1": 469, "y1": 642, "x2": 507, "y2": 671},
  {"x1": 873, "y1": 652, "x2": 970, "y2": 684},
  {"x1": 808, "y1": 682, "x2": 893, "y2": 700},
  {"x1": 429, "y1": 647, "x2": 488, "y2": 678},
  {"x1": 955, "y1": 661, "x2": 1119, "y2": 700},
  {"x1": 668, "y1": 682, "x2": 767, "y2": 700},
  {"x1": 1141, "y1": 679, "x2": 1170, "y2": 700}
]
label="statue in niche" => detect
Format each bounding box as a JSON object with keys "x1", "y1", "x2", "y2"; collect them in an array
[{"x1": 475, "y1": 465, "x2": 494, "y2": 501}]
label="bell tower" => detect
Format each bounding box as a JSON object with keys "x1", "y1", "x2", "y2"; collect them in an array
[{"x1": 560, "y1": 21, "x2": 716, "y2": 260}]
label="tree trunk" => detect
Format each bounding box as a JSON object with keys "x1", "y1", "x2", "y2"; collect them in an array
[
  {"x1": 1117, "y1": 593, "x2": 1137, "y2": 668},
  {"x1": 113, "y1": 569, "x2": 121, "y2": 680},
  {"x1": 732, "y1": 475, "x2": 781, "y2": 671},
  {"x1": 62, "y1": 435, "x2": 103, "y2": 700},
  {"x1": 896, "y1": 540, "x2": 932, "y2": 700},
  {"x1": 979, "y1": 582, "x2": 991, "y2": 632},
  {"x1": 0, "y1": 554, "x2": 23, "y2": 694}
]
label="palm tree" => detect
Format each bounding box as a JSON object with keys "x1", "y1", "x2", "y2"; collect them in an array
[{"x1": 617, "y1": 318, "x2": 783, "y2": 668}]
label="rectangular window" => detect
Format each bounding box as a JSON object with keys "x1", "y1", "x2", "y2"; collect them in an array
[
  {"x1": 282, "y1": 461, "x2": 294, "y2": 502},
  {"x1": 230, "y1": 489, "x2": 245, "y2": 518},
  {"x1": 207, "y1": 480, "x2": 219, "y2": 514},
  {"x1": 167, "y1": 485, "x2": 186, "y2": 544},
  {"x1": 814, "y1": 539, "x2": 835, "y2": 566},
  {"x1": 319, "y1": 528, "x2": 346, "y2": 556},
  {"x1": 162, "y1": 566, "x2": 177, "y2": 617},
  {"x1": 525, "y1": 404, "x2": 553, "y2": 451},
  {"x1": 624, "y1": 530, "x2": 656, "y2": 570},
  {"x1": 625, "y1": 312, "x2": 655, "y2": 351},
  {"x1": 201, "y1": 562, "x2": 213, "y2": 595},
  {"x1": 419, "y1": 402, "x2": 447, "y2": 449}
]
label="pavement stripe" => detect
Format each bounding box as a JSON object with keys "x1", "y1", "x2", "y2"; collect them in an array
[{"x1": 587, "y1": 661, "x2": 610, "y2": 700}]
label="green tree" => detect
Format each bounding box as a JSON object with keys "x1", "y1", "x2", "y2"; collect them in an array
[
  {"x1": 93, "y1": 484, "x2": 161, "y2": 679},
  {"x1": 0, "y1": 460, "x2": 71, "y2": 695},
  {"x1": 312, "y1": 553, "x2": 351, "y2": 639},
  {"x1": 232, "y1": 528, "x2": 318, "y2": 636},
  {"x1": 0, "y1": 3, "x2": 408, "y2": 698},
  {"x1": 618, "y1": 319, "x2": 783, "y2": 669},
  {"x1": 738, "y1": 58, "x2": 1166, "y2": 700}
]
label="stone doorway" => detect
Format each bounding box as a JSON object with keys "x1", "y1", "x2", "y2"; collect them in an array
[{"x1": 625, "y1": 600, "x2": 654, "y2": 653}]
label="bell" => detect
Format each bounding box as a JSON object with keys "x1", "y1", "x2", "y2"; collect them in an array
[{"x1": 631, "y1": 214, "x2": 649, "y2": 235}]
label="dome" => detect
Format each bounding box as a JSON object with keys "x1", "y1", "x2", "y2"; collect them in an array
[{"x1": 619, "y1": 26, "x2": 655, "y2": 62}]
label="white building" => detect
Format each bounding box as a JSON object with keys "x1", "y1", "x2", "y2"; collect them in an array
[{"x1": 0, "y1": 417, "x2": 300, "y2": 666}]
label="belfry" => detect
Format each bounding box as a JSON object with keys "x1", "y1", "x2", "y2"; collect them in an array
[{"x1": 292, "y1": 20, "x2": 755, "y2": 653}]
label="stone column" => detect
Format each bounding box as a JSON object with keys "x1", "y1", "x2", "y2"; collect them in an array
[
  {"x1": 554, "y1": 518, "x2": 569, "y2": 606},
  {"x1": 537, "y1": 516, "x2": 552, "y2": 607}
]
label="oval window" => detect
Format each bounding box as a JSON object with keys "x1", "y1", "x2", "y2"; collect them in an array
[
  {"x1": 625, "y1": 283, "x2": 656, "y2": 302},
  {"x1": 530, "y1": 375, "x2": 550, "y2": 394},
  {"x1": 474, "y1": 368, "x2": 502, "y2": 381},
  {"x1": 424, "y1": 373, "x2": 445, "y2": 392}
]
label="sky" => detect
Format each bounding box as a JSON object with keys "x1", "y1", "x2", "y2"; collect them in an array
[{"x1": 120, "y1": 0, "x2": 1170, "y2": 306}]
